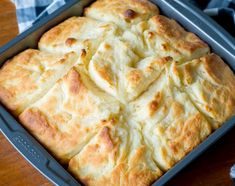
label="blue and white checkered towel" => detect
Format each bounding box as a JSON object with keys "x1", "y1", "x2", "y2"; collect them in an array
[{"x1": 12, "y1": 0, "x2": 70, "y2": 33}]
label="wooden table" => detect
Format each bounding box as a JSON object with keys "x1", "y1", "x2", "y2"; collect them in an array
[{"x1": 0, "y1": 0, "x2": 235, "y2": 185}]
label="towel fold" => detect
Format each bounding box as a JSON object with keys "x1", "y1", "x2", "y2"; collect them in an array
[{"x1": 12, "y1": 0, "x2": 68, "y2": 33}]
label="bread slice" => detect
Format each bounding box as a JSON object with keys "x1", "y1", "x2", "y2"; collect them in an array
[
  {"x1": 125, "y1": 15, "x2": 210, "y2": 62},
  {"x1": 19, "y1": 67, "x2": 120, "y2": 163},
  {"x1": 89, "y1": 36, "x2": 172, "y2": 102},
  {"x1": 169, "y1": 53, "x2": 235, "y2": 129},
  {"x1": 84, "y1": 0, "x2": 159, "y2": 29},
  {"x1": 39, "y1": 16, "x2": 119, "y2": 67},
  {"x1": 69, "y1": 119, "x2": 162, "y2": 186},
  {"x1": 0, "y1": 49, "x2": 77, "y2": 115},
  {"x1": 129, "y1": 71, "x2": 212, "y2": 170}
]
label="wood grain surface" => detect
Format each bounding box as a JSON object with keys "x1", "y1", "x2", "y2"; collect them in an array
[{"x1": 0, "y1": 0, "x2": 235, "y2": 186}]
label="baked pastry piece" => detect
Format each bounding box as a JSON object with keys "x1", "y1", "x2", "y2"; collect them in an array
[
  {"x1": 89, "y1": 36, "x2": 173, "y2": 102},
  {"x1": 19, "y1": 67, "x2": 120, "y2": 163},
  {"x1": 39, "y1": 16, "x2": 119, "y2": 67},
  {"x1": 84, "y1": 0, "x2": 159, "y2": 29},
  {"x1": 169, "y1": 53, "x2": 235, "y2": 129},
  {"x1": 69, "y1": 119, "x2": 162, "y2": 186},
  {"x1": 129, "y1": 71, "x2": 212, "y2": 170},
  {"x1": 124, "y1": 15, "x2": 210, "y2": 62},
  {"x1": 0, "y1": 49, "x2": 77, "y2": 115}
]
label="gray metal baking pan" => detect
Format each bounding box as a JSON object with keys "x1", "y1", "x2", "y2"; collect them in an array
[{"x1": 0, "y1": 0, "x2": 234, "y2": 186}]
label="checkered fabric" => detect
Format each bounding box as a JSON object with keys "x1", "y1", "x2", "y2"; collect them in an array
[{"x1": 12, "y1": 0, "x2": 70, "y2": 33}]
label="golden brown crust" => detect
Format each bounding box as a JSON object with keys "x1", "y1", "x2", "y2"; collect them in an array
[
  {"x1": 127, "y1": 69, "x2": 142, "y2": 86},
  {"x1": 19, "y1": 67, "x2": 120, "y2": 163},
  {"x1": 148, "y1": 92, "x2": 162, "y2": 116},
  {"x1": 0, "y1": 49, "x2": 77, "y2": 115},
  {"x1": 68, "y1": 124, "x2": 125, "y2": 186},
  {"x1": 89, "y1": 37, "x2": 173, "y2": 102},
  {"x1": 123, "y1": 9, "x2": 137, "y2": 20},
  {"x1": 157, "y1": 112, "x2": 211, "y2": 162},
  {"x1": 202, "y1": 54, "x2": 235, "y2": 91},
  {"x1": 0, "y1": 1, "x2": 234, "y2": 185},
  {"x1": 69, "y1": 123, "x2": 162, "y2": 186},
  {"x1": 84, "y1": 0, "x2": 159, "y2": 28},
  {"x1": 170, "y1": 53, "x2": 235, "y2": 128},
  {"x1": 39, "y1": 16, "x2": 118, "y2": 69},
  {"x1": 39, "y1": 17, "x2": 83, "y2": 47},
  {"x1": 129, "y1": 72, "x2": 212, "y2": 170},
  {"x1": 19, "y1": 108, "x2": 73, "y2": 163},
  {"x1": 143, "y1": 15, "x2": 210, "y2": 62}
]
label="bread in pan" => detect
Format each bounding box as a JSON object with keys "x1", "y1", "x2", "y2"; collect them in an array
[
  {"x1": 169, "y1": 53, "x2": 235, "y2": 129},
  {"x1": 0, "y1": 49, "x2": 77, "y2": 115},
  {"x1": 130, "y1": 15, "x2": 210, "y2": 62},
  {"x1": 69, "y1": 120, "x2": 162, "y2": 186},
  {"x1": 39, "y1": 16, "x2": 119, "y2": 67},
  {"x1": 19, "y1": 67, "x2": 120, "y2": 163},
  {"x1": 84, "y1": 0, "x2": 159, "y2": 28},
  {"x1": 89, "y1": 36, "x2": 172, "y2": 102},
  {"x1": 0, "y1": 0, "x2": 234, "y2": 185},
  {"x1": 129, "y1": 71, "x2": 212, "y2": 170}
]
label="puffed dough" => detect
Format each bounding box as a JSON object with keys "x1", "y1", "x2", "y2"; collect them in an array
[
  {"x1": 123, "y1": 15, "x2": 210, "y2": 62},
  {"x1": 19, "y1": 67, "x2": 120, "y2": 163},
  {"x1": 69, "y1": 120, "x2": 162, "y2": 186},
  {"x1": 0, "y1": 0, "x2": 234, "y2": 186},
  {"x1": 0, "y1": 49, "x2": 78, "y2": 115},
  {"x1": 89, "y1": 37, "x2": 173, "y2": 102},
  {"x1": 84, "y1": 0, "x2": 159, "y2": 29},
  {"x1": 39, "y1": 16, "x2": 119, "y2": 67},
  {"x1": 129, "y1": 72, "x2": 212, "y2": 170},
  {"x1": 169, "y1": 53, "x2": 235, "y2": 129}
]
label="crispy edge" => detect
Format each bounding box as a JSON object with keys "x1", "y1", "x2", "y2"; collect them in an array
[
  {"x1": 148, "y1": 15, "x2": 209, "y2": 55},
  {"x1": 0, "y1": 49, "x2": 40, "y2": 115},
  {"x1": 38, "y1": 17, "x2": 87, "y2": 48},
  {"x1": 84, "y1": 0, "x2": 159, "y2": 21},
  {"x1": 18, "y1": 108, "x2": 74, "y2": 163}
]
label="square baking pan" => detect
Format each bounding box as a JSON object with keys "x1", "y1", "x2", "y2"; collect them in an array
[{"x1": 0, "y1": 0, "x2": 235, "y2": 185}]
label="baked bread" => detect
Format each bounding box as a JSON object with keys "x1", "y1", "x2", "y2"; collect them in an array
[
  {"x1": 124, "y1": 15, "x2": 210, "y2": 61},
  {"x1": 69, "y1": 120, "x2": 162, "y2": 186},
  {"x1": 0, "y1": 49, "x2": 77, "y2": 115},
  {"x1": 89, "y1": 37, "x2": 172, "y2": 102},
  {"x1": 129, "y1": 71, "x2": 212, "y2": 170},
  {"x1": 0, "y1": 0, "x2": 234, "y2": 185},
  {"x1": 169, "y1": 53, "x2": 235, "y2": 129},
  {"x1": 39, "y1": 16, "x2": 119, "y2": 67},
  {"x1": 19, "y1": 67, "x2": 120, "y2": 163},
  {"x1": 84, "y1": 0, "x2": 159, "y2": 28}
]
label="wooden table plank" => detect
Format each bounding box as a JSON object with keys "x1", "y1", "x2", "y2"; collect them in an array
[
  {"x1": 0, "y1": 0, "x2": 18, "y2": 45},
  {"x1": 0, "y1": 0, "x2": 235, "y2": 186},
  {"x1": 0, "y1": 134, "x2": 52, "y2": 186}
]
